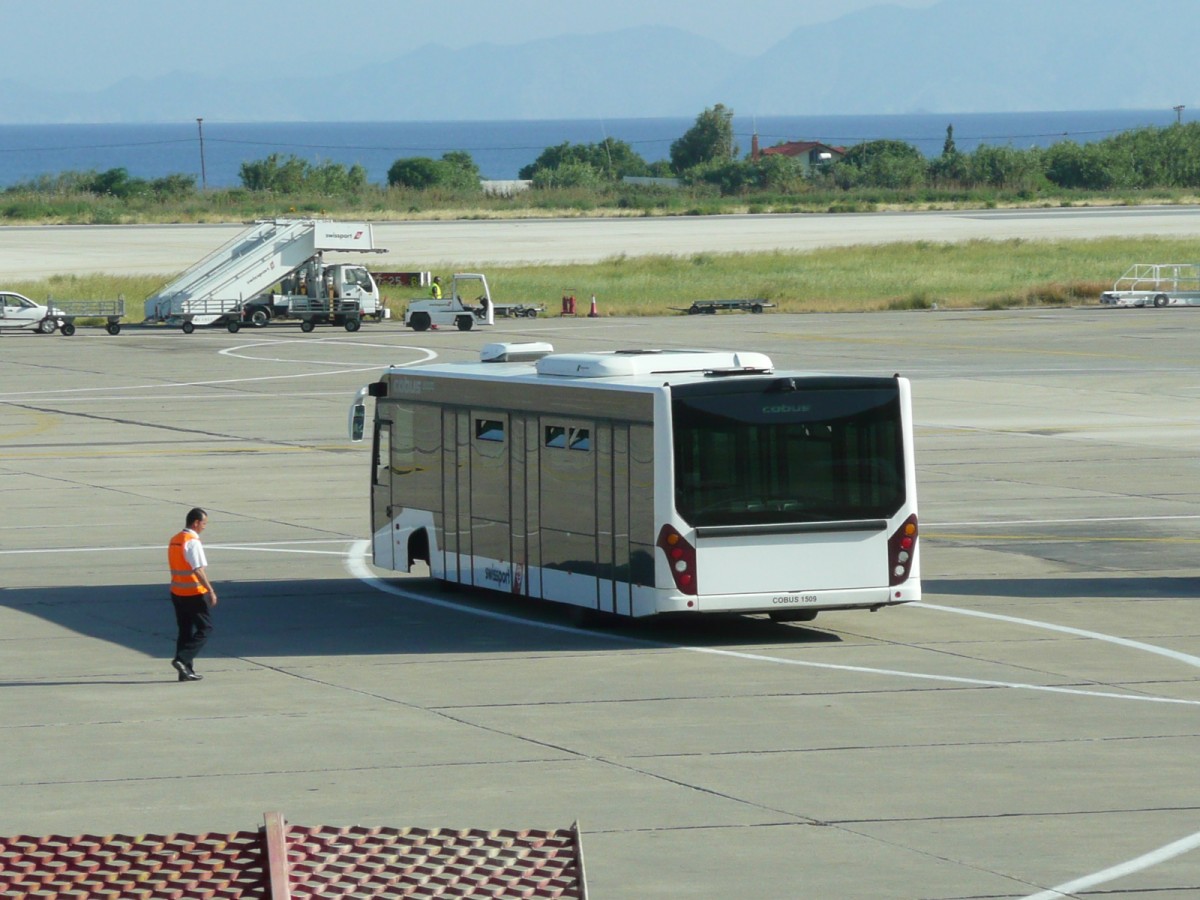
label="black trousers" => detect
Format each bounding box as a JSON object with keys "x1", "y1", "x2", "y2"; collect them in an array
[{"x1": 171, "y1": 593, "x2": 213, "y2": 669}]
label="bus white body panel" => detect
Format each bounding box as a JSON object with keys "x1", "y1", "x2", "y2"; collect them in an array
[
  {"x1": 699, "y1": 530, "x2": 886, "y2": 593},
  {"x1": 358, "y1": 345, "x2": 919, "y2": 619}
]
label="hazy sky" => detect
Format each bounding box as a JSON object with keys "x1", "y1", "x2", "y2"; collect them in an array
[{"x1": 6, "y1": 0, "x2": 942, "y2": 91}]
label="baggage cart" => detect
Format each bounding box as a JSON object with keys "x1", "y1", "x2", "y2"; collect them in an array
[
  {"x1": 493, "y1": 303, "x2": 544, "y2": 319},
  {"x1": 283, "y1": 297, "x2": 364, "y2": 332},
  {"x1": 45, "y1": 298, "x2": 126, "y2": 335},
  {"x1": 171, "y1": 299, "x2": 238, "y2": 333},
  {"x1": 672, "y1": 299, "x2": 773, "y2": 315}
]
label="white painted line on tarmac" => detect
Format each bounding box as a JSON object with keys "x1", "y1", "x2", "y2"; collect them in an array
[
  {"x1": 343, "y1": 540, "x2": 1200, "y2": 898},
  {"x1": 218, "y1": 340, "x2": 437, "y2": 367},
  {"x1": 0, "y1": 342, "x2": 437, "y2": 401},
  {"x1": 7, "y1": 534, "x2": 1197, "y2": 893},
  {"x1": 914, "y1": 602, "x2": 1200, "y2": 669},
  {"x1": 0, "y1": 367, "x2": 382, "y2": 400},
  {"x1": 1021, "y1": 828, "x2": 1200, "y2": 900},
  {"x1": 343, "y1": 542, "x2": 1200, "y2": 705}
]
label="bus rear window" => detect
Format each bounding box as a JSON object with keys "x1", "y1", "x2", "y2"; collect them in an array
[{"x1": 672, "y1": 382, "x2": 905, "y2": 526}]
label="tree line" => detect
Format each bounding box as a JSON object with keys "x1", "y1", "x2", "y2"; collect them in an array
[{"x1": 8, "y1": 104, "x2": 1200, "y2": 201}]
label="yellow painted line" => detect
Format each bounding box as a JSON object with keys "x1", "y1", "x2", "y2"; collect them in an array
[{"x1": 0, "y1": 408, "x2": 59, "y2": 440}]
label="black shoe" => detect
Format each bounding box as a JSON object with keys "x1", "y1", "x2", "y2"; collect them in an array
[{"x1": 172, "y1": 659, "x2": 201, "y2": 681}]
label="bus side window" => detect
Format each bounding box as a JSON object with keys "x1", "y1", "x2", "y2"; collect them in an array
[
  {"x1": 544, "y1": 424, "x2": 590, "y2": 451},
  {"x1": 476, "y1": 418, "x2": 505, "y2": 442}
]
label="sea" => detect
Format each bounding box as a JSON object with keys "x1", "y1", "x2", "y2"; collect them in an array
[{"x1": 0, "y1": 110, "x2": 1182, "y2": 190}]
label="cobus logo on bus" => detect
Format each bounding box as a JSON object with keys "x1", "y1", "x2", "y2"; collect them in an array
[
  {"x1": 772, "y1": 594, "x2": 818, "y2": 604},
  {"x1": 391, "y1": 378, "x2": 435, "y2": 395},
  {"x1": 762, "y1": 403, "x2": 812, "y2": 415}
]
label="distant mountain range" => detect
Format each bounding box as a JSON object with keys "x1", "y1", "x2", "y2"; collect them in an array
[{"x1": 2, "y1": 0, "x2": 1195, "y2": 123}]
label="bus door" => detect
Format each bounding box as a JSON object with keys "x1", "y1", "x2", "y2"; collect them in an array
[
  {"x1": 371, "y1": 415, "x2": 393, "y2": 569},
  {"x1": 470, "y1": 411, "x2": 512, "y2": 589},
  {"x1": 442, "y1": 409, "x2": 513, "y2": 587},
  {"x1": 538, "y1": 417, "x2": 599, "y2": 609},
  {"x1": 597, "y1": 424, "x2": 633, "y2": 616},
  {"x1": 441, "y1": 409, "x2": 467, "y2": 583}
]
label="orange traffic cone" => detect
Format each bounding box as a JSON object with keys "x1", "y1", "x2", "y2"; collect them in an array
[{"x1": 588, "y1": 294, "x2": 599, "y2": 317}]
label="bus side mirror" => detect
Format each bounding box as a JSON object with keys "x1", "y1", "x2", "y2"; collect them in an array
[{"x1": 348, "y1": 386, "x2": 369, "y2": 442}]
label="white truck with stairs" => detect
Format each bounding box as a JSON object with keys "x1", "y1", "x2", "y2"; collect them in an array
[{"x1": 143, "y1": 219, "x2": 385, "y2": 332}]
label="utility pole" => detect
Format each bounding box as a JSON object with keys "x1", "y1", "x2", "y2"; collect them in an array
[
  {"x1": 1174, "y1": 105, "x2": 1185, "y2": 125},
  {"x1": 196, "y1": 117, "x2": 207, "y2": 190}
]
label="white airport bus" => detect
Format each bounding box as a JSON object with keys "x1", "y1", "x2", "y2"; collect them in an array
[{"x1": 349, "y1": 344, "x2": 919, "y2": 621}]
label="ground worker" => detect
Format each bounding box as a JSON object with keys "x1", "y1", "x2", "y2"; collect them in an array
[
  {"x1": 431, "y1": 276, "x2": 442, "y2": 299},
  {"x1": 168, "y1": 507, "x2": 217, "y2": 682}
]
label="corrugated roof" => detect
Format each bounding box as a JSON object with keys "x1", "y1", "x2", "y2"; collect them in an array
[
  {"x1": 0, "y1": 829, "x2": 269, "y2": 898},
  {"x1": 0, "y1": 814, "x2": 587, "y2": 899}
]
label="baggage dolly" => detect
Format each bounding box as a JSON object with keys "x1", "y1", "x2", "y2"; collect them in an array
[
  {"x1": 672, "y1": 299, "x2": 773, "y2": 315},
  {"x1": 47, "y1": 298, "x2": 126, "y2": 335}
]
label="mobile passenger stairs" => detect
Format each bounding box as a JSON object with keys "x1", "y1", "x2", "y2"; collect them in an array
[
  {"x1": 142, "y1": 218, "x2": 382, "y2": 331},
  {"x1": 1099, "y1": 263, "x2": 1200, "y2": 308}
]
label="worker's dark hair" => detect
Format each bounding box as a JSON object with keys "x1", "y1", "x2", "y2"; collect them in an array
[{"x1": 185, "y1": 507, "x2": 208, "y2": 527}]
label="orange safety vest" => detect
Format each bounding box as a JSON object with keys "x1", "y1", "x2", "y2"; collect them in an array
[{"x1": 168, "y1": 530, "x2": 208, "y2": 597}]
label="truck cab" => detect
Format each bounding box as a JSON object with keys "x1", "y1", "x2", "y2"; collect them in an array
[
  {"x1": 403, "y1": 273, "x2": 495, "y2": 332},
  {"x1": 245, "y1": 261, "x2": 381, "y2": 326}
]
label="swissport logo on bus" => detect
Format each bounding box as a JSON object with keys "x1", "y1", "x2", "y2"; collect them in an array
[{"x1": 484, "y1": 566, "x2": 511, "y2": 589}]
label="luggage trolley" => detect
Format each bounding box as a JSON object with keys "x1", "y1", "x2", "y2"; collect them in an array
[
  {"x1": 673, "y1": 299, "x2": 774, "y2": 315},
  {"x1": 285, "y1": 297, "x2": 363, "y2": 333},
  {"x1": 48, "y1": 298, "x2": 126, "y2": 335}
]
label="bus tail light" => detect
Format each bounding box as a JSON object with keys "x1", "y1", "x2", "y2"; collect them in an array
[
  {"x1": 657, "y1": 525, "x2": 698, "y2": 596},
  {"x1": 888, "y1": 514, "x2": 918, "y2": 586}
]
